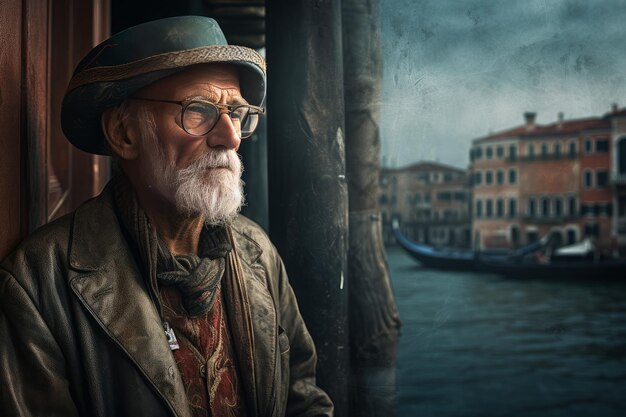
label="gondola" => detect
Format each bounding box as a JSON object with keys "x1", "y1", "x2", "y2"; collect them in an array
[
  {"x1": 391, "y1": 220, "x2": 510, "y2": 271},
  {"x1": 393, "y1": 220, "x2": 626, "y2": 278},
  {"x1": 475, "y1": 239, "x2": 626, "y2": 280},
  {"x1": 475, "y1": 257, "x2": 626, "y2": 280}
]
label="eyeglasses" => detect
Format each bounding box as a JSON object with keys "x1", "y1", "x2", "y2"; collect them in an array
[{"x1": 129, "y1": 96, "x2": 265, "y2": 139}]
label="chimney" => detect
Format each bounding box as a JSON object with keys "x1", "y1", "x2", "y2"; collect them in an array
[
  {"x1": 612, "y1": 103, "x2": 619, "y2": 113},
  {"x1": 524, "y1": 112, "x2": 536, "y2": 131},
  {"x1": 557, "y1": 112, "x2": 564, "y2": 129}
]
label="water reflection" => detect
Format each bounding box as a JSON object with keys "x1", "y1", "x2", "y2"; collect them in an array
[{"x1": 390, "y1": 247, "x2": 626, "y2": 417}]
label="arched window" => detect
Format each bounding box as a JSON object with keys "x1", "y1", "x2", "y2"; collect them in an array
[
  {"x1": 554, "y1": 197, "x2": 562, "y2": 217},
  {"x1": 541, "y1": 197, "x2": 550, "y2": 217},
  {"x1": 486, "y1": 200, "x2": 493, "y2": 218},
  {"x1": 475, "y1": 200, "x2": 483, "y2": 218},
  {"x1": 509, "y1": 199, "x2": 517, "y2": 218},
  {"x1": 568, "y1": 196, "x2": 577, "y2": 216},
  {"x1": 528, "y1": 198, "x2": 537, "y2": 217},
  {"x1": 597, "y1": 170, "x2": 609, "y2": 188},
  {"x1": 566, "y1": 228, "x2": 578, "y2": 245},
  {"x1": 569, "y1": 141, "x2": 576, "y2": 157},
  {"x1": 496, "y1": 199, "x2": 504, "y2": 217}
]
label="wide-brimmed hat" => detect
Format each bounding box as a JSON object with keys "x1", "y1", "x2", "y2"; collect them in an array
[{"x1": 61, "y1": 16, "x2": 266, "y2": 155}]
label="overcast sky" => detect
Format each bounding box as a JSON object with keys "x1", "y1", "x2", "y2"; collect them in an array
[{"x1": 380, "y1": 0, "x2": 626, "y2": 169}]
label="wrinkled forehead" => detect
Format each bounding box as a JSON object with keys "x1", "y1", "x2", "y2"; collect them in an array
[{"x1": 134, "y1": 63, "x2": 242, "y2": 100}]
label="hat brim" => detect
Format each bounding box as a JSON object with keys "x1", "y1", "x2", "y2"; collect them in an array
[{"x1": 61, "y1": 45, "x2": 266, "y2": 155}]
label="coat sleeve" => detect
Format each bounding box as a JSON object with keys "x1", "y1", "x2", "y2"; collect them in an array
[
  {"x1": 273, "y1": 255, "x2": 334, "y2": 417},
  {"x1": 0, "y1": 268, "x2": 79, "y2": 417}
]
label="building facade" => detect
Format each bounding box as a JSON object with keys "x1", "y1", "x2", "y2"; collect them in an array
[
  {"x1": 380, "y1": 162, "x2": 471, "y2": 247},
  {"x1": 470, "y1": 107, "x2": 625, "y2": 254},
  {"x1": 470, "y1": 135, "x2": 521, "y2": 248}
]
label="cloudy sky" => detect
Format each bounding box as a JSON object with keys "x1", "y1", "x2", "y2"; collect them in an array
[{"x1": 380, "y1": 0, "x2": 626, "y2": 169}]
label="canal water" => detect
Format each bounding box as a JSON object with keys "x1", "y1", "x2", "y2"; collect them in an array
[{"x1": 388, "y1": 246, "x2": 626, "y2": 417}]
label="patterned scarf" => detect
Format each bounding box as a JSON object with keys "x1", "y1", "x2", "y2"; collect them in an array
[{"x1": 156, "y1": 227, "x2": 231, "y2": 317}]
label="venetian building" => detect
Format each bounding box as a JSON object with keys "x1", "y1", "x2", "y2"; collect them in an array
[
  {"x1": 470, "y1": 107, "x2": 623, "y2": 253},
  {"x1": 380, "y1": 162, "x2": 471, "y2": 247}
]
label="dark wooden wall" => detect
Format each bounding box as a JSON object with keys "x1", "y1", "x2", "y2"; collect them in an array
[
  {"x1": 0, "y1": 0, "x2": 110, "y2": 259},
  {"x1": 0, "y1": 0, "x2": 26, "y2": 259}
]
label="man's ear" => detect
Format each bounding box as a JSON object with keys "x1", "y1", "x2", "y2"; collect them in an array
[{"x1": 101, "y1": 106, "x2": 140, "y2": 160}]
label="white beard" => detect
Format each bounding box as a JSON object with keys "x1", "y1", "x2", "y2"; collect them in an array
[
  {"x1": 139, "y1": 109, "x2": 245, "y2": 226},
  {"x1": 167, "y1": 149, "x2": 245, "y2": 225}
]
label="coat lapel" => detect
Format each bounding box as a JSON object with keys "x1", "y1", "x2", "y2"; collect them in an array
[
  {"x1": 225, "y1": 226, "x2": 279, "y2": 417},
  {"x1": 67, "y1": 192, "x2": 191, "y2": 417}
]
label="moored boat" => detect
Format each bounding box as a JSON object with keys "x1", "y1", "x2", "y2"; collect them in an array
[
  {"x1": 476, "y1": 256, "x2": 626, "y2": 280},
  {"x1": 476, "y1": 239, "x2": 626, "y2": 280},
  {"x1": 392, "y1": 219, "x2": 508, "y2": 271},
  {"x1": 391, "y1": 220, "x2": 622, "y2": 279}
]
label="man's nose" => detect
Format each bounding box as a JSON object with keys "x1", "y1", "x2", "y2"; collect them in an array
[{"x1": 205, "y1": 113, "x2": 241, "y2": 150}]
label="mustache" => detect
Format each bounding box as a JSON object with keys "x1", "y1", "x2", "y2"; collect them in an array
[{"x1": 182, "y1": 149, "x2": 241, "y2": 173}]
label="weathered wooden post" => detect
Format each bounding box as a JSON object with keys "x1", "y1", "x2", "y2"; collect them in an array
[
  {"x1": 266, "y1": 0, "x2": 350, "y2": 415},
  {"x1": 342, "y1": 0, "x2": 401, "y2": 415}
]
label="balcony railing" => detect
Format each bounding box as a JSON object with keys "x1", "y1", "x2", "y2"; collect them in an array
[
  {"x1": 520, "y1": 152, "x2": 578, "y2": 162},
  {"x1": 521, "y1": 214, "x2": 579, "y2": 223}
]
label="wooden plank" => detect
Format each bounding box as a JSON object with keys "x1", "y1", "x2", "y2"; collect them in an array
[
  {"x1": 0, "y1": 0, "x2": 24, "y2": 258},
  {"x1": 24, "y1": 0, "x2": 50, "y2": 230},
  {"x1": 47, "y1": 0, "x2": 73, "y2": 221},
  {"x1": 68, "y1": 0, "x2": 111, "y2": 210},
  {"x1": 70, "y1": 0, "x2": 97, "y2": 209}
]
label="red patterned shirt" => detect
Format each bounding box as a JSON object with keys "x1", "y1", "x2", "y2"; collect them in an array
[{"x1": 160, "y1": 284, "x2": 248, "y2": 417}]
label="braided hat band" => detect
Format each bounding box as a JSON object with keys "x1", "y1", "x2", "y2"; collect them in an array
[{"x1": 67, "y1": 45, "x2": 266, "y2": 93}]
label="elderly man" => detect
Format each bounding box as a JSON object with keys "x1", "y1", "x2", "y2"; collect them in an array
[{"x1": 0, "y1": 16, "x2": 333, "y2": 417}]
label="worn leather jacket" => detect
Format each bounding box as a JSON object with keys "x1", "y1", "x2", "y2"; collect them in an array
[{"x1": 0, "y1": 186, "x2": 333, "y2": 417}]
